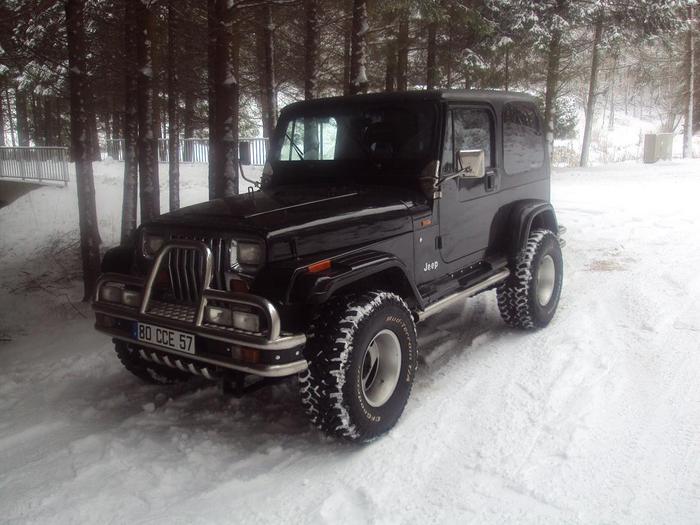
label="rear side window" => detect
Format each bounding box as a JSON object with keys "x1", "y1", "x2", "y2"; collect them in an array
[
  {"x1": 503, "y1": 103, "x2": 544, "y2": 175},
  {"x1": 442, "y1": 107, "x2": 494, "y2": 174}
]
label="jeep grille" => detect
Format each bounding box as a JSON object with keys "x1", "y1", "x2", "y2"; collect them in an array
[{"x1": 166, "y1": 235, "x2": 228, "y2": 303}]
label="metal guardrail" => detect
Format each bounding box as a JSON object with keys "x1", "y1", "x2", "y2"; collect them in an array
[
  {"x1": 0, "y1": 147, "x2": 70, "y2": 185},
  {"x1": 104, "y1": 138, "x2": 269, "y2": 166}
]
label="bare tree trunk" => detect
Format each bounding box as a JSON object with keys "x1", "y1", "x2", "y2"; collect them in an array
[
  {"x1": 349, "y1": 0, "x2": 369, "y2": 95},
  {"x1": 167, "y1": 0, "x2": 180, "y2": 211},
  {"x1": 504, "y1": 46, "x2": 510, "y2": 91},
  {"x1": 580, "y1": 16, "x2": 604, "y2": 167},
  {"x1": 207, "y1": 0, "x2": 217, "y2": 199},
  {"x1": 211, "y1": 0, "x2": 239, "y2": 198},
  {"x1": 304, "y1": 0, "x2": 320, "y2": 100},
  {"x1": 183, "y1": 88, "x2": 195, "y2": 161},
  {"x1": 385, "y1": 39, "x2": 396, "y2": 92},
  {"x1": 0, "y1": 88, "x2": 5, "y2": 146},
  {"x1": 684, "y1": 5, "x2": 695, "y2": 158},
  {"x1": 86, "y1": 92, "x2": 101, "y2": 160},
  {"x1": 136, "y1": 0, "x2": 160, "y2": 222},
  {"x1": 48, "y1": 97, "x2": 58, "y2": 145},
  {"x1": 446, "y1": 26, "x2": 452, "y2": 88},
  {"x1": 122, "y1": 0, "x2": 139, "y2": 243},
  {"x1": 4, "y1": 89, "x2": 15, "y2": 146},
  {"x1": 111, "y1": 95, "x2": 121, "y2": 147},
  {"x1": 15, "y1": 88, "x2": 29, "y2": 146},
  {"x1": 608, "y1": 51, "x2": 618, "y2": 130},
  {"x1": 343, "y1": 0, "x2": 352, "y2": 95},
  {"x1": 258, "y1": 3, "x2": 276, "y2": 139},
  {"x1": 31, "y1": 95, "x2": 41, "y2": 145},
  {"x1": 56, "y1": 97, "x2": 66, "y2": 146},
  {"x1": 426, "y1": 21, "x2": 437, "y2": 90},
  {"x1": 65, "y1": 0, "x2": 102, "y2": 301},
  {"x1": 396, "y1": 10, "x2": 409, "y2": 92},
  {"x1": 103, "y1": 112, "x2": 111, "y2": 142},
  {"x1": 543, "y1": 25, "x2": 562, "y2": 158}
]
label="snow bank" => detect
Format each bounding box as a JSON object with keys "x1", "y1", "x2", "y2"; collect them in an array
[{"x1": 553, "y1": 110, "x2": 700, "y2": 167}]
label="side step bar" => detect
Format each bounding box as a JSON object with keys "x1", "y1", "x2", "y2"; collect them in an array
[{"x1": 418, "y1": 268, "x2": 510, "y2": 322}]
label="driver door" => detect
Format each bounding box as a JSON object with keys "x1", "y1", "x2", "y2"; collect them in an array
[{"x1": 438, "y1": 106, "x2": 500, "y2": 266}]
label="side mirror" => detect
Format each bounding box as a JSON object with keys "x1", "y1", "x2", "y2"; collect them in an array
[{"x1": 457, "y1": 149, "x2": 486, "y2": 179}]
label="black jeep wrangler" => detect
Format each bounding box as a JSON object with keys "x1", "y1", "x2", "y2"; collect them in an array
[{"x1": 93, "y1": 90, "x2": 564, "y2": 442}]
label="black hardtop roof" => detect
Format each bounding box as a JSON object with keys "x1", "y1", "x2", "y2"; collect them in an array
[{"x1": 281, "y1": 89, "x2": 537, "y2": 114}]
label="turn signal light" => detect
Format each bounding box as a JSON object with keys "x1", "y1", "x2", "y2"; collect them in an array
[
  {"x1": 229, "y1": 278, "x2": 250, "y2": 293},
  {"x1": 308, "y1": 259, "x2": 331, "y2": 273},
  {"x1": 240, "y1": 347, "x2": 261, "y2": 364}
]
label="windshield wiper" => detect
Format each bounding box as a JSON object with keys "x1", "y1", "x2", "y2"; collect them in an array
[{"x1": 285, "y1": 132, "x2": 305, "y2": 160}]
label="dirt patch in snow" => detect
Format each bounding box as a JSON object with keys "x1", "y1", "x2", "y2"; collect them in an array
[{"x1": 586, "y1": 259, "x2": 627, "y2": 272}]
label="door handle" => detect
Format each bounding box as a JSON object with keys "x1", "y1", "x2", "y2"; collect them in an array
[{"x1": 485, "y1": 169, "x2": 497, "y2": 192}]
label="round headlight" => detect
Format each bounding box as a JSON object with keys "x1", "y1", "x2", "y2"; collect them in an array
[
  {"x1": 142, "y1": 233, "x2": 164, "y2": 258},
  {"x1": 236, "y1": 242, "x2": 263, "y2": 266}
]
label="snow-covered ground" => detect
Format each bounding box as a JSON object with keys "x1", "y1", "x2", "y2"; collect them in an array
[
  {"x1": 553, "y1": 111, "x2": 700, "y2": 167},
  {"x1": 1, "y1": 159, "x2": 700, "y2": 523}
]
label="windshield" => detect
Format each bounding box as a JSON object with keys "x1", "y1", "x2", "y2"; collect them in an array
[{"x1": 269, "y1": 101, "x2": 439, "y2": 186}]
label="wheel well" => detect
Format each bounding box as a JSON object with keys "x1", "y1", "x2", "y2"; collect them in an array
[
  {"x1": 101, "y1": 244, "x2": 134, "y2": 274},
  {"x1": 530, "y1": 209, "x2": 558, "y2": 235},
  {"x1": 325, "y1": 267, "x2": 420, "y2": 310}
]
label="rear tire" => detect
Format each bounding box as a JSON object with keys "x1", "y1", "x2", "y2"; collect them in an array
[
  {"x1": 497, "y1": 229, "x2": 563, "y2": 329},
  {"x1": 115, "y1": 341, "x2": 191, "y2": 385},
  {"x1": 299, "y1": 291, "x2": 418, "y2": 442}
]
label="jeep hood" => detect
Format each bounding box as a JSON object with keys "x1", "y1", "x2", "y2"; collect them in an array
[{"x1": 149, "y1": 184, "x2": 428, "y2": 257}]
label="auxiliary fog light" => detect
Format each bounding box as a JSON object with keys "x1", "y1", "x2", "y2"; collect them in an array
[
  {"x1": 121, "y1": 289, "x2": 142, "y2": 307},
  {"x1": 100, "y1": 284, "x2": 123, "y2": 304},
  {"x1": 205, "y1": 306, "x2": 234, "y2": 326},
  {"x1": 205, "y1": 306, "x2": 260, "y2": 333},
  {"x1": 232, "y1": 311, "x2": 260, "y2": 333}
]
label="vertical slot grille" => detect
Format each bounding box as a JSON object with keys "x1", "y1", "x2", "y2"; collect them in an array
[{"x1": 166, "y1": 235, "x2": 228, "y2": 303}]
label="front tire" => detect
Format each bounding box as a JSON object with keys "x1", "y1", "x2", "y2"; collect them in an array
[
  {"x1": 497, "y1": 229, "x2": 563, "y2": 329},
  {"x1": 299, "y1": 291, "x2": 418, "y2": 442}
]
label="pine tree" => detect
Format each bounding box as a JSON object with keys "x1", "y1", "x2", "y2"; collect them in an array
[
  {"x1": 121, "y1": 0, "x2": 138, "y2": 244},
  {"x1": 304, "y1": 0, "x2": 320, "y2": 100},
  {"x1": 258, "y1": 2, "x2": 277, "y2": 139},
  {"x1": 64, "y1": 0, "x2": 101, "y2": 301},
  {"x1": 167, "y1": 0, "x2": 180, "y2": 209},
  {"x1": 349, "y1": 0, "x2": 369, "y2": 94},
  {"x1": 684, "y1": 5, "x2": 695, "y2": 158},
  {"x1": 136, "y1": 0, "x2": 160, "y2": 222},
  {"x1": 210, "y1": 0, "x2": 239, "y2": 198}
]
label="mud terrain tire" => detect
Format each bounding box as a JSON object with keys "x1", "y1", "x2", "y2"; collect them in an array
[
  {"x1": 497, "y1": 229, "x2": 563, "y2": 329},
  {"x1": 299, "y1": 291, "x2": 418, "y2": 442}
]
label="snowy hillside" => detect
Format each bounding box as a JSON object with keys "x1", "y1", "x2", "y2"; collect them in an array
[
  {"x1": 2, "y1": 159, "x2": 700, "y2": 523},
  {"x1": 553, "y1": 110, "x2": 700, "y2": 167}
]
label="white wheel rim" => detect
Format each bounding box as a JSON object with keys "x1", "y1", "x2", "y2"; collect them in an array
[
  {"x1": 361, "y1": 329, "x2": 401, "y2": 408},
  {"x1": 537, "y1": 254, "x2": 556, "y2": 306}
]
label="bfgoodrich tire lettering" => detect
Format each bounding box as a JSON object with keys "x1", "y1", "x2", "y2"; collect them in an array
[
  {"x1": 497, "y1": 229, "x2": 563, "y2": 329},
  {"x1": 299, "y1": 291, "x2": 418, "y2": 442}
]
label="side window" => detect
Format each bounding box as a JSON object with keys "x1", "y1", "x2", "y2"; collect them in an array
[
  {"x1": 503, "y1": 103, "x2": 544, "y2": 175},
  {"x1": 280, "y1": 120, "x2": 303, "y2": 160},
  {"x1": 280, "y1": 117, "x2": 338, "y2": 161},
  {"x1": 441, "y1": 111, "x2": 453, "y2": 173},
  {"x1": 443, "y1": 108, "x2": 494, "y2": 174}
]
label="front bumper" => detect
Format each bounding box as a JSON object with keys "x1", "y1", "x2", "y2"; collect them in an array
[{"x1": 92, "y1": 240, "x2": 308, "y2": 378}]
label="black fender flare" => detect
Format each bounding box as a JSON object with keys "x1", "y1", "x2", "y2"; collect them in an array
[
  {"x1": 508, "y1": 199, "x2": 558, "y2": 255},
  {"x1": 287, "y1": 250, "x2": 423, "y2": 308},
  {"x1": 101, "y1": 244, "x2": 135, "y2": 274}
]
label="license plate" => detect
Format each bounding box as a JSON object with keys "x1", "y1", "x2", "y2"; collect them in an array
[{"x1": 135, "y1": 322, "x2": 195, "y2": 355}]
